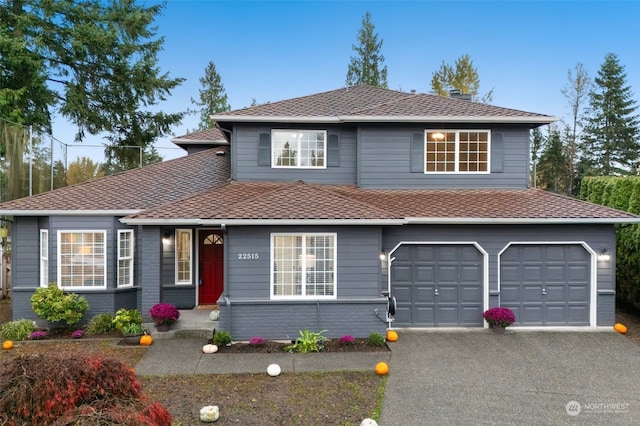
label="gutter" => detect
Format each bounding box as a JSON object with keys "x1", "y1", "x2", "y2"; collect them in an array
[
  {"x1": 404, "y1": 217, "x2": 640, "y2": 225},
  {"x1": 0, "y1": 209, "x2": 141, "y2": 216},
  {"x1": 120, "y1": 218, "x2": 407, "y2": 226},
  {"x1": 209, "y1": 115, "x2": 559, "y2": 125}
]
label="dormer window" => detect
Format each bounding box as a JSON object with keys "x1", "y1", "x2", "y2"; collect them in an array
[
  {"x1": 272, "y1": 130, "x2": 326, "y2": 168},
  {"x1": 425, "y1": 130, "x2": 490, "y2": 173}
]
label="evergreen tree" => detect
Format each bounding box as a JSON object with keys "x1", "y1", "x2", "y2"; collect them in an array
[
  {"x1": 431, "y1": 54, "x2": 493, "y2": 103},
  {"x1": 346, "y1": 12, "x2": 388, "y2": 88},
  {"x1": 580, "y1": 53, "x2": 639, "y2": 175},
  {"x1": 191, "y1": 61, "x2": 230, "y2": 130},
  {"x1": 530, "y1": 127, "x2": 545, "y2": 188},
  {"x1": 538, "y1": 127, "x2": 569, "y2": 194},
  {"x1": 0, "y1": 0, "x2": 185, "y2": 168}
]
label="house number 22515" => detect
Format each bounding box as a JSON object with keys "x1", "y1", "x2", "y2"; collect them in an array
[{"x1": 237, "y1": 253, "x2": 259, "y2": 260}]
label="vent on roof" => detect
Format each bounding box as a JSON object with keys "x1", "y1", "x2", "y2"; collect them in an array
[
  {"x1": 216, "y1": 151, "x2": 226, "y2": 156},
  {"x1": 410, "y1": 89, "x2": 416, "y2": 94},
  {"x1": 449, "y1": 89, "x2": 472, "y2": 101}
]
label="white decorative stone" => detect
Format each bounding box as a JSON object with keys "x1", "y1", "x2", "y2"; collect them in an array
[
  {"x1": 267, "y1": 363, "x2": 281, "y2": 377},
  {"x1": 360, "y1": 419, "x2": 378, "y2": 426},
  {"x1": 202, "y1": 344, "x2": 218, "y2": 354},
  {"x1": 200, "y1": 405, "x2": 220, "y2": 422},
  {"x1": 209, "y1": 310, "x2": 220, "y2": 321}
]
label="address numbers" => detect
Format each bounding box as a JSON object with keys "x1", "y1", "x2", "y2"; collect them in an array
[{"x1": 237, "y1": 252, "x2": 260, "y2": 260}]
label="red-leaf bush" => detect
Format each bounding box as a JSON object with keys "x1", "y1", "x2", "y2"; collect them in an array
[{"x1": 0, "y1": 353, "x2": 171, "y2": 425}]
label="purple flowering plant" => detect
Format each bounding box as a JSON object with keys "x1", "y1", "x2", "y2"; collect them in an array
[
  {"x1": 249, "y1": 336, "x2": 266, "y2": 346},
  {"x1": 71, "y1": 329, "x2": 85, "y2": 339},
  {"x1": 149, "y1": 303, "x2": 180, "y2": 326},
  {"x1": 338, "y1": 335, "x2": 355, "y2": 345},
  {"x1": 482, "y1": 307, "x2": 516, "y2": 328},
  {"x1": 29, "y1": 331, "x2": 47, "y2": 340}
]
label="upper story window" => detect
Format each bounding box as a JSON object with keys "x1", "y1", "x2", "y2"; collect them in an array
[
  {"x1": 425, "y1": 130, "x2": 490, "y2": 173},
  {"x1": 58, "y1": 231, "x2": 106, "y2": 289},
  {"x1": 272, "y1": 130, "x2": 326, "y2": 168}
]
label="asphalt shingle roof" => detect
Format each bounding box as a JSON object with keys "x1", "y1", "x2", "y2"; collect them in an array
[
  {"x1": 211, "y1": 84, "x2": 554, "y2": 122},
  {"x1": 123, "y1": 181, "x2": 639, "y2": 224},
  {"x1": 0, "y1": 147, "x2": 230, "y2": 213}
]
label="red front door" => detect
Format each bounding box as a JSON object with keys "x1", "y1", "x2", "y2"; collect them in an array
[{"x1": 198, "y1": 231, "x2": 224, "y2": 304}]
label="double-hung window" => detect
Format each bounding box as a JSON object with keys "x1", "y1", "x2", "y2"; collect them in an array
[
  {"x1": 175, "y1": 229, "x2": 192, "y2": 284},
  {"x1": 272, "y1": 130, "x2": 326, "y2": 168},
  {"x1": 271, "y1": 233, "x2": 336, "y2": 299},
  {"x1": 117, "y1": 230, "x2": 134, "y2": 287},
  {"x1": 40, "y1": 230, "x2": 48, "y2": 287},
  {"x1": 58, "y1": 231, "x2": 106, "y2": 289},
  {"x1": 425, "y1": 130, "x2": 490, "y2": 173}
]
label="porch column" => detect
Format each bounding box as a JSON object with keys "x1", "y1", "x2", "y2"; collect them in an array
[{"x1": 139, "y1": 226, "x2": 161, "y2": 322}]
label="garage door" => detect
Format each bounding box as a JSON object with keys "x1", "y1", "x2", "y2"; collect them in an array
[
  {"x1": 391, "y1": 244, "x2": 484, "y2": 327},
  {"x1": 500, "y1": 244, "x2": 591, "y2": 326}
]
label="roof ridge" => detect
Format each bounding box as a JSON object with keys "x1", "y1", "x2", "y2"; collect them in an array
[{"x1": 348, "y1": 91, "x2": 421, "y2": 115}]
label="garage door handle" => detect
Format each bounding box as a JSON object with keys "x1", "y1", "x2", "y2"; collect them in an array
[
  {"x1": 542, "y1": 288, "x2": 546, "y2": 295},
  {"x1": 434, "y1": 289, "x2": 439, "y2": 296}
]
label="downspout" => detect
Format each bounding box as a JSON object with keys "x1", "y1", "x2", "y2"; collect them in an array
[{"x1": 221, "y1": 223, "x2": 231, "y2": 333}]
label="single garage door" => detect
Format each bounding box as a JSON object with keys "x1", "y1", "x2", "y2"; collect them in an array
[
  {"x1": 391, "y1": 244, "x2": 484, "y2": 327},
  {"x1": 500, "y1": 244, "x2": 591, "y2": 326}
]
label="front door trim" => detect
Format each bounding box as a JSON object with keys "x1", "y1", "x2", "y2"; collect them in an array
[{"x1": 196, "y1": 228, "x2": 225, "y2": 306}]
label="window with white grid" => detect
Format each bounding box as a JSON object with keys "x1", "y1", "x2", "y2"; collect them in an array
[
  {"x1": 58, "y1": 231, "x2": 106, "y2": 289},
  {"x1": 117, "y1": 230, "x2": 134, "y2": 287},
  {"x1": 175, "y1": 229, "x2": 192, "y2": 284},
  {"x1": 40, "y1": 230, "x2": 48, "y2": 287},
  {"x1": 271, "y1": 233, "x2": 336, "y2": 299},
  {"x1": 425, "y1": 130, "x2": 490, "y2": 173},
  {"x1": 272, "y1": 130, "x2": 326, "y2": 168}
]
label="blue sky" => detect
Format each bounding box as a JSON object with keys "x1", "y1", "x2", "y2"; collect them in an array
[{"x1": 54, "y1": 0, "x2": 640, "y2": 162}]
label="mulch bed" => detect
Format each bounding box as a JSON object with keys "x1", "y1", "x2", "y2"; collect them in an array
[{"x1": 214, "y1": 338, "x2": 390, "y2": 353}]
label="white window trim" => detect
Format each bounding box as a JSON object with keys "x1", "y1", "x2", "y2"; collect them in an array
[
  {"x1": 424, "y1": 129, "x2": 491, "y2": 174},
  {"x1": 117, "y1": 230, "x2": 134, "y2": 288},
  {"x1": 271, "y1": 129, "x2": 328, "y2": 169},
  {"x1": 40, "y1": 229, "x2": 48, "y2": 288},
  {"x1": 270, "y1": 232, "x2": 337, "y2": 300},
  {"x1": 175, "y1": 229, "x2": 192, "y2": 285},
  {"x1": 56, "y1": 230, "x2": 107, "y2": 290}
]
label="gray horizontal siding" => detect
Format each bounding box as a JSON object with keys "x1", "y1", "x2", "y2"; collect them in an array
[
  {"x1": 358, "y1": 125, "x2": 530, "y2": 189},
  {"x1": 217, "y1": 299, "x2": 388, "y2": 340},
  {"x1": 11, "y1": 217, "x2": 41, "y2": 289},
  {"x1": 233, "y1": 125, "x2": 357, "y2": 184}
]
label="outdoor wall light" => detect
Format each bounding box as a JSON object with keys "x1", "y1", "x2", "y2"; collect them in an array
[
  {"x1": 379, "y1": 252, "x2": 386, "y2": 261},
  {"x1": 598, "y1": 248, "x2": 610, "y2": 261},
  {"x1": 162, "y1": 232, "x2": 171, "y2": 245}
]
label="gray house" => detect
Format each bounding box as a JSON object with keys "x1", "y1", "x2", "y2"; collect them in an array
[{"x1": 1, "y1": 85, "x2": 638, "y2": 339}]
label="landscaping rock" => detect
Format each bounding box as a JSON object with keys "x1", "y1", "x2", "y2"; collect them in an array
[
  {"x1": 361, "y1": 419, "x2": 378, "y2": 426},
  {"x1": 267, "y1": 363, "x2": 281, "y2": 376},
  {"x1": 200, "y1": 405, "x2": 220, "y2": 422}
]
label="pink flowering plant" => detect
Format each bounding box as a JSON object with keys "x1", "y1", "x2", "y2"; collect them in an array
[
  {"x1": 29, "y1": 331, "x2": 47, "y2": 340},
  {"x1": 149, "y1": 303, "x2": 180, "y2": 326},
  {"x1": 249, "y1": 336, "x2": 266, "y2": 346},
  {"x1": 482, "y1": 307, "x2": 516, "y2": 328},
  {"x1": 338, "y1": 335, "x2": 355, "y2": 345}
]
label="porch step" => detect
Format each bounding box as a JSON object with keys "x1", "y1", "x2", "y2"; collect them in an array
[{"x1": 147, "y1": 309, "x2": 219, "y2": 340}]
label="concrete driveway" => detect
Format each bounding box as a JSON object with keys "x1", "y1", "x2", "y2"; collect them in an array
[{"x1": 380, "y1": 330, "x2": 640, "y2": 425}]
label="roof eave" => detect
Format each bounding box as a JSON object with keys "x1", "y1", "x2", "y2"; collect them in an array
[
  {"x1": 169, "y1": 138, "x2": 229, "y2": 144},
  {"x1": 121, "y1": 218, "x2": 406, "y2": 226},
  {"x1": 210, "y1": 115, "x2": 558, "y2": 125},
  {"x1": 405, "y1": 217, "x2": 640, "y2": 224},
  {"x1": 0, "y1": 209, "x2": 141, "y2": 216}
]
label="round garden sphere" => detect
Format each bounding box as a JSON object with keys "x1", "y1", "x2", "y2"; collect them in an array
[{"x1": 267, "y1": 363, "x2": 281, "y2": 376}]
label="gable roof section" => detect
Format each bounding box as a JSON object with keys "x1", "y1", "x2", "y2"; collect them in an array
[
  {"x1": 210, "y1": 84, "x2": 556, "y2": 126},
  {"x1": 121, "y1": 181, "x2": 640, "y2": 225},
  {"x1": 0, "y1": 147, "x2": 231, "y2": 215},
  {"x1": 171, "y1": 127, "x2": 228, "y2": 144}
]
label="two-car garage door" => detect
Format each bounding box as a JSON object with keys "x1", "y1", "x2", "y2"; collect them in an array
[{"x1": 390, "y1": 243, "x2": 592, "y2": 327}]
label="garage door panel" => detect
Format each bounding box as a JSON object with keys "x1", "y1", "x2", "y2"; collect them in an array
[
  {"x1": 391, "y1": 244, "x2": 484, "y2": 327},
  {"x1": 393, "y1": 286, "x2": 411, "y2": 304},
  {"x1": 415, "y1": 286, "x2": 435, "y2": 303},
  {"x1": 500, "y1": 244, "x2": 591, "y2": 326},
  {"x1": 394, "y1": 306, "x2": 412, "y2": 324},
  {"x1": 392, "y1": 264, "x2": 412, "y2": 282}
]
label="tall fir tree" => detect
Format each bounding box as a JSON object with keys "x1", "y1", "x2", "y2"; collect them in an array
[
  {"x1": 580, "y1": 53, "x2": 639, "y2": 176},
  {"x1": 345, "y1": 12, "x2": 388, "y2": 88},
  {"x1": 191, "y1": 60, "x2": 230, "y2": 130},
  {"x1": 537, "y1": 127, "x2": 569, "y2": 194},
  {"x1": 0, "y1": 0, "x2": 185, "y2": 171}
]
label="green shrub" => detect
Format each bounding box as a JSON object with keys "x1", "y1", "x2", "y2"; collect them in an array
[
  {"x1": 112, "y1": 309, "x2": 143, "y2": 334},
  {"x1": 368, "y1": 332, "x2": 385, "y2": 347},
  {"x1": 213, "y1": 330, "x2": 232, "y2": 346},
  {"x1": 285, "y1": 329, "x2": 327, "y2": 353},
  {"x1": 30, "y1": 283, "x2": 89, "y2": 326},
  {"x1": 86, "y1": 312, "x2": 115, "y2": 335},
  {"x1": 0, "y1": 319, "x2": 36, "y2": 341}
]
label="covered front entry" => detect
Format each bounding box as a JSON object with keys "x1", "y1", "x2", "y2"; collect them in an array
[
  {"x1": 499, "y1": 244, "x2": 592, "y2": 326},
  {"x1": 198, "y1": 230, "x2": 224, "y2": 304},
  {"x1": 390, "y1": 244, "x2": 485, "y2": 327}
]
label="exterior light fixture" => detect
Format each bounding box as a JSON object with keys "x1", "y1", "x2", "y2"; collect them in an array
[
  {"x1": 162, "y1": 232, "x2": 171, "y2": 245},
  {"x1": 598, "y1": 248, "x2": 610, "y2": 261}
]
